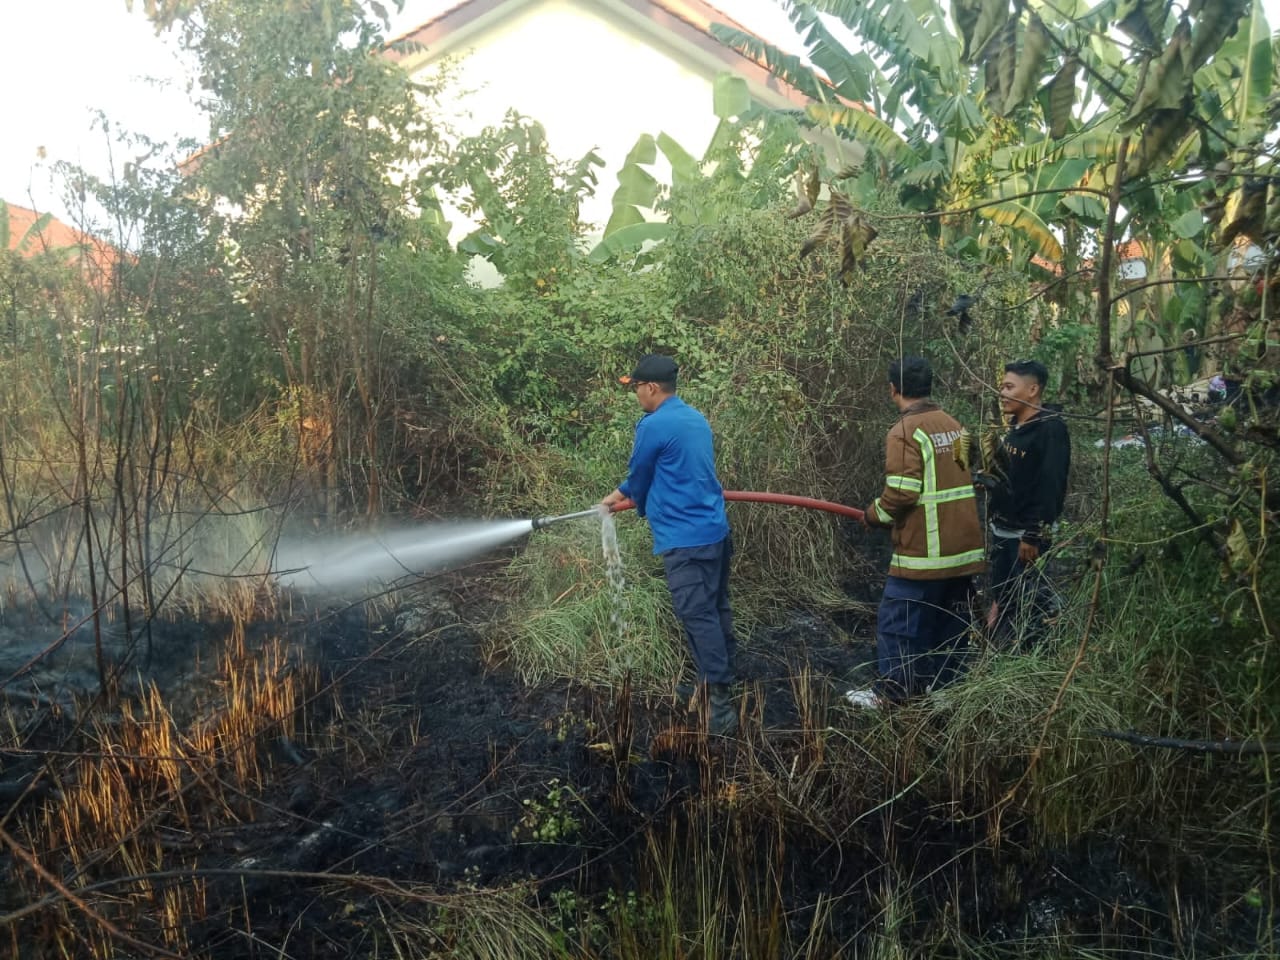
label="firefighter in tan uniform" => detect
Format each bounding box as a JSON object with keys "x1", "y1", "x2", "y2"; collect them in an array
[{"x1": 846, "y1": 357, "x2": 984, "y2": 708}]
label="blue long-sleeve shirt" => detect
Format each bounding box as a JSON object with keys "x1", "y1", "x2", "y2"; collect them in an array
[{"x1": 618, "y1": 396, "x2": 729, "y2": 555}]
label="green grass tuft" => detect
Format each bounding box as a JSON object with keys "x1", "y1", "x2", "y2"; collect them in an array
[{"x1": 502, "y1": 519, "x2": 685, "y2": 689}]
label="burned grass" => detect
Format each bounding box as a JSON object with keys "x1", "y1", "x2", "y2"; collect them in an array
[{"x1": 0, "y1": 584, "x2": 1273, "y2": 958}]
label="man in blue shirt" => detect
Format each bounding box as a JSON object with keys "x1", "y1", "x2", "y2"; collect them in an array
[{"x1": 601, "y1": 354, "x2": 738, "y2": 736}]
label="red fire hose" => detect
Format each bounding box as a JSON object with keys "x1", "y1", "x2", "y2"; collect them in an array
[{"x1": 612, "y1": 490, "x2": 864, "y2": 522}]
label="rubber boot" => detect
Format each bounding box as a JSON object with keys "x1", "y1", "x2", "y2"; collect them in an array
[{"x1": 707, "y1": 684, "x2": 738, "y2": 737}]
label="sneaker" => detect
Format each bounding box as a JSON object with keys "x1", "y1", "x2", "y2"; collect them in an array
[{"x1": 843, "y1": 687, "x2": 884, "y2": 710}]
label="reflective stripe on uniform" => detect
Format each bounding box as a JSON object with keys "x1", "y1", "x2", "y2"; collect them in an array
[
  {"x1": 904, "y1": 427, "x2": 977, "y2": 573},
  {"x1": 891, "y1": 548, "x2": 986, "y2": 571},
  {"x1": 873, "y1": 498, "x2": 893, "y2": 524},
  {"x1": 920, "y1": 486, "x2": 975, "y2": 504},
  {"x1": 914, "y1": 428, "x2": 942, "y2": 559},
  {"x1": 886, "y1": 475, "x2": 922, "y2": 492}
]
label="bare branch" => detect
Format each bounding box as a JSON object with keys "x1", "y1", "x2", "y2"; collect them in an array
[
  {"x1": 0, "y1": 825, "x2": 184, "y2": 959},
  {"x1": 1108, "y1": 274, "x2": 1239, "y2": 307}
]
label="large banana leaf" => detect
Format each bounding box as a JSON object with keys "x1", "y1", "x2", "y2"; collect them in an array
[
  {"x1": 812, "y1": 0, "x2": 961, "y2": 92},
  {"x1": 603, "y1": 134, "x2": 660, "y2": 237},
  {"x1": 1073, "y1": 0, "x2": 1122, "y2": 29},
  {"x1": 1043, "y1": 55, "x2": 1080, "y2": 139},
  {"x1": 705, "y1": 74, "x2": 753, "y2": 159},
  {"x1": 951, "y1": 0, "x2": 981, "y2": 61},
  {"x1": 588, "y1": 222, "x2": 671, "y2": 264},
  {"x1": 1085, "y1": 30, "x2": 1137, "y2": 113},
  {"x1": 783, "y1": 2, "x2": 874, "y2": 103},
  {"x1": 937, "y1": 93, "x2": 985, "y2": 142},
  {"x1": 992, "y1": 117, "x2": 1123, "y2": 172},
  {"x1": 814, "y1": 0, "x2": 962, "y2": 113},
  {"x1": 1129, "y1": 106, "x2": 1196, "y2": 177},
  {"x1": 1114, "y1": 0, "x2": 1169, "y2": 48},
  {"x1": 804, "y1": 103, "x2": 916, "y2": 164},
  {"x1": 709, "y1": 25, "x2": 834, "y2": 103},
  {"x1": 901, "y1": 158, "x2": 947, "y2": 185},
  {"x1": 976, "y1": 200, "x2": 1064, "y2": 262},
  {"x1": 1122, "y1": 21, "x2": 1193, "y2": 130},
  {"x1": 657, "y1": 133, "x2": 701, "y2": 190},
  {"x1": 1188, "y1": 0, "x2": 1251, "y2": 70},
  {"x1": 995, "y1": 155, "x2": 1095, "y2": 221},
  {"x1": 1171, "y1": 207, "x2": 1206, "y2": 239},
  {"x1": 788, "y1": 0, "x2": 952, "y2": 128},
  {"x1": 1218, "y1": 0, "x2": 1272, "y2": 146},
  {"x1": 601, "y1": 129, "x2": 707, "y2": 241},
  {"x1": 1026, "y1": 156, "x2": 1094, "y2": 218},
  {"x1": 1060, "y1": 194, "x2": 1108, "y2": 222},
  {"x1": 962, "y1": 0, "x2": 1010, "y2": 63},
  {"x1": 983, "y1": 18, "x2": 1017, "y2": 116},
  {"x1": 712, "y1": 74, "x2": 750, "y2": 122},
  {"x1": 1078, "y1": 108, "x2": 1196, "y2": 194},
  {"x1": 1002, "y1": 13, "x2": 1051, "y2": 115}
]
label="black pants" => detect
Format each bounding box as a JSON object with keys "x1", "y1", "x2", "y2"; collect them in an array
[
  {"x1": 662, "y1": 535, "x2": 735, "y2": 685},
  {"x1": 990, "y1": 535, "x2": 1055, "y2": 649}
]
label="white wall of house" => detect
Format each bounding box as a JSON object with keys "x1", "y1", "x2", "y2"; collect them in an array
[{"x1": 399, "y1": 0, "x2": 800, "y2": 258}]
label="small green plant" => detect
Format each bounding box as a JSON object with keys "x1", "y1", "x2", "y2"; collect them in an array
[{"x1": 513, "y1": 778, "x2": 582, "y2": 844}]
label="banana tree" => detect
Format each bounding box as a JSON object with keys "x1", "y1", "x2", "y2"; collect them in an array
[
  {"x1": 712, "y1": 2, "x2": 1274, "y2": 416},
  {"x1": 713, "y1": 0, "x2": 1082, "y2": 267},
  {"x1": 713, "y1": 0, "x2": 1267, "y2": 282},
  {"x1": 589, "y1": 74, "x2": 814, "y2": 263}
]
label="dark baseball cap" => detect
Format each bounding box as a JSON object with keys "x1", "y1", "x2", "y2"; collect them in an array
[{"x1": 618, "y1": 354, "x2": 678, "y2": 385}]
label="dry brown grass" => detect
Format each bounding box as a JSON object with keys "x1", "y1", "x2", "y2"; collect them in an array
[{"x1": 6, "y1": 624, "x2": 317, "y2": 957}]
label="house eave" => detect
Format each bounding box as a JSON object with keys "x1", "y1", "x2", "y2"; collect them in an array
[{"x1": 384, "y1": 0, "x2": 826, "y2": 112}]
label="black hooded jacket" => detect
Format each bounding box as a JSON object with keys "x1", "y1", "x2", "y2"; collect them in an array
[{"x1": 988, "y1": 405, "x2": 1070, "y2": 545}]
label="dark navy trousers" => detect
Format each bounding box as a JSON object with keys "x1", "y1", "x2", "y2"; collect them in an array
[
  {"x1": 990, "y1": 536, "x2": 1054, "y2": 649},
  {"x1": 875, "y1": 575, "x2": 971, "y2": 700},
  {"x1": 662, "y1": 535, "x2": 735, "y2": 685}
]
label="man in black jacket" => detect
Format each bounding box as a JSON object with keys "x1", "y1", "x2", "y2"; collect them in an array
[{"x1": 987, "y1": 359, "x2": 1070, "y2": 647}]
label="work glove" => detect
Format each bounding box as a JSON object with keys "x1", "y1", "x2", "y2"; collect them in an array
[{"x1": 972, "y1": 472, "x2": 999, "y2": 491}]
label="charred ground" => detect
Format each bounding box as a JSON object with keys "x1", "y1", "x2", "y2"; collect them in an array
[{"x1": 1, "y1": 567, "x2": 1268, "y2": 958}]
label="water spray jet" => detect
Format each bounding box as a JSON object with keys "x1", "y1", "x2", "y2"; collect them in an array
[
  {"x1": 273, "y1": 518, "x2": 536, "y2": 592},
  {"x1": 276, "y1": 492, "x2": 863, "y2": 594}
]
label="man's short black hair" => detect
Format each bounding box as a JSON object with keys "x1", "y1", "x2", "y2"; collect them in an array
[
  {"x1": 1005, "y1": 358, "x2": 1049, "y2": 389},
  {"x1": 889, "y1": 356, "x2": 932, "y2": 398}
]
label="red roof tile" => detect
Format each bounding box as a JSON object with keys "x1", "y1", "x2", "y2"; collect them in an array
[{"x1": 3, "y1": 201, "x2": 122, "y2": 289}]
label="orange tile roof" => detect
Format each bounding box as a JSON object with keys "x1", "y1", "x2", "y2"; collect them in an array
[
  {"x1": 1030, "y1": 253, "x2": 1063, "y2": 276},
  {"x1": 3, "y1": 201, "x2": 122, "y2": 290},
  {"x1": 6, "y1": 202, "x2": 87, "y2": 254}
]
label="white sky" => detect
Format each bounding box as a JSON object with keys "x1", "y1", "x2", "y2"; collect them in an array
[{"x1": 1, "y1": 0, "x2": 1277, "y2": 224}]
